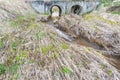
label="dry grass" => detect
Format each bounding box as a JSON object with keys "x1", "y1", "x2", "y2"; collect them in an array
[{"x1": 0, "y1": 0, "x2": 120, "y2": 80}]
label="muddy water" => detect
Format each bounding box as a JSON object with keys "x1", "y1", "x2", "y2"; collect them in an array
[{"x1": 72, "y1": 37, "x2": 103, "y2": 50}]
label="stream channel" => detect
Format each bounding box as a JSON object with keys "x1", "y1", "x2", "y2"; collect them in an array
[
  {"x1": 44, "y1": 16, "x2": 120, "y2": 71},
  {"x1": 56, "y1": 28, "x2": 120, "y2": 71}
]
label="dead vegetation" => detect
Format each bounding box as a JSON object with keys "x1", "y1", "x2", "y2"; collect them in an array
[{"x1": 0, "y1": 0, "x2": 120, "y2": 80}]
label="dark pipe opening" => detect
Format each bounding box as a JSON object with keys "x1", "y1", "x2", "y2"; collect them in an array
[
  {"x1": 50, "y1": 5, "x2": 62, "y2": 16},
  {"x1": 71, "y1": 5, "x2": 82, "y2": 14}
]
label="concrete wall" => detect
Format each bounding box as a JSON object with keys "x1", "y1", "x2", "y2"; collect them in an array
[{"x1": 30, "y1": 1, "x2": 101, "y2": 15}]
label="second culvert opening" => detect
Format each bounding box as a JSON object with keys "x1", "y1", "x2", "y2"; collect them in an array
[{"x1": 71, "y1": 5, "x2": 82, "y2": 14}]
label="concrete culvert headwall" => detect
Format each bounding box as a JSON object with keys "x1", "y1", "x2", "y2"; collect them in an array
[{"x1": 30, "y1": 1, "x2": 101, "y2": 15}]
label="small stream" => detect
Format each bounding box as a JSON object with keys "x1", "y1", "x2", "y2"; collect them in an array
[
  {"x1": 56, "y1": 29, "x2": 120, "y2": 71},
  {"x1": 46, "y1": 16, "x2": 120, "y2": 71},
  {"x1": 72, "y1": 37, "x2": 103, "y2": 50}
]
